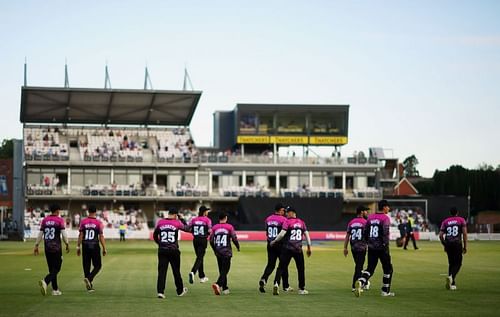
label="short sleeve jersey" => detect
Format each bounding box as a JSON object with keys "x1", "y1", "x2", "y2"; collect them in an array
[
  {"x1": 282, "y1": 218, "x2": 308, "y2": 253},
  {"x1": 79, "y1": 217, "x2": 104, "y2": 249},
  {"x1": 210, "y1": 223, "x2": 238, "y2": 257},
  {"x1": 347, "y1": 217, "x2": 367, "y2": 252},
  {"x1": 440, "y1": 216, "x2": 467, "y2": 244},
  {"x1": 265, "y1": 214, "x2": 287, "y2": 244},
  {"x1": 40, "y1": 215, "x2": 66, "y2": 253},
  {"x1": 364, "y1": 213, "x2": 390, "y2": 250},
  {"x1": 154, "y1": 219, "x2": 187, "y2": 251},
  {"x1": 189, "y1": 216, "x2": 212, "y2": 239}
]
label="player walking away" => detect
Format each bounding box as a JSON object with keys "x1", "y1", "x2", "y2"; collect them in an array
[
  {"x1": 354, "y1": 199, "x2": 395, "y2": 297},
  {"x1": 153, "y1": 207, "x2": 189, "y2": 299},
  {"x1": 344, "y1": 206, "x2": 369, "y2": 292},
  {"x1": 271, "y1": 206, "x2": 312, "y2": 295},
  {"x1": 77, "y1": 205, "x2": 107, "y2": 292},
  {"x1": 188, "y1": 205, "x2": 212, "y2": 284},
  {"x1": 259, "y1": 203, "x2": 291, "y2": 293},
  {"x1": 439, "y1": 207, "x2": 467, "y2": 291},
  {"x1": 209, "y1": 212, "x2": 240, "y2": 295},
  {"x1": 33, "y1": 204, "x2": 70, "y2": 296}
]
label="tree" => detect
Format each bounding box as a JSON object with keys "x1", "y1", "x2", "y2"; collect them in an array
[
  {"x1": 414, "y1": 165, "x2": 500, "y2": 216},
  {"x1": 0, "y1": 139, "x2": 13, "y2": 158},
  {"x1": 478, "y1": 163, "x2": 494, "y2": 171},
  {"x1": 403, "y1": 155, "x2": 420, "y2": 177}
]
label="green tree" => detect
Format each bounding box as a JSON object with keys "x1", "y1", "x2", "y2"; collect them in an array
[
  {"x1": 414, "y1": 165, "x2": 500, "y2": 215},
  {"x1": 403, "y1": 154, "x2": 420, "y2": 177},
  {"x1": 0, "y1": 139, "x2": 13, "y2": 158}
]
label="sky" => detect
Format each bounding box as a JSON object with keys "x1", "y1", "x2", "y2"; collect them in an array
[{"x1": 1, "y1": 0, "x2": 499, "y2": 177}]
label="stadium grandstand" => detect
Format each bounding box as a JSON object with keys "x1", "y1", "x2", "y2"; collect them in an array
[
  {"x1": 17, "y1": 83, "x2": 407, "y2": 240},
  {"x1": 4, "y1": 65, "x2": 466, "y2": 242}
]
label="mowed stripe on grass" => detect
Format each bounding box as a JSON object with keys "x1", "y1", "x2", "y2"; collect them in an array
[{"x1": 0, "y1": 240, "x2": 499, "y2": 317}]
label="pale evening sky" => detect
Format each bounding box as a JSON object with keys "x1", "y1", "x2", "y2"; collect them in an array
[{"x1": 1, "y1": 1, "x2": 499, "y2": 177}]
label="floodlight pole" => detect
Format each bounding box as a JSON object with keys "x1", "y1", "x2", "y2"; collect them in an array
[
  {"x1": 64, "y1": 61, "x2": 70, "y2": 88},
  {"x1": 104, "y1": 64, "x2": 112, "y2": 89},
  {"x1": 144, "y1": 67, "x2": 153, "y2": 90},
  {"x1": 183, "y1": 67, "x2": 194, "y2": 90},
  {"x1": 23, "y1": 58, "x2": 28, "y2": 87}
]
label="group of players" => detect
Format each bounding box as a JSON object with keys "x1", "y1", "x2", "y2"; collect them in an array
[
  {"x1": 33, "y1": 200, "x2": 467, "y2": 298},
  {"x1": 344, "y1": 200, "x2": 468, "y2": 297}
]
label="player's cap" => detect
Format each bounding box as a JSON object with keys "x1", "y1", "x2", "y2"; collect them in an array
[
  {"x1": 274, "y1": 203, "x2": 285, "y2": 211},
  {"x1": 49, "y1": 204, "x2": 61, "y2": 213},
  {"x1": 378, "y1": 199, "x2": 390, "y2": 210},
  {"x1": 356, "y1": 205, "x2": 369, "y2": 213},
  {"x1": 88, "y1": 205, "x2": 97, "y2": 213},
  {"x1": 218, "y1": 212, "x2": 228, "y2": 220},
  {"x1": 168, "y1": 207, "x2": 178, "y2": 215},
  {"x1": 199, "y1": 205, "x2": 210, "y2": 212},
  {"x1": 285, "y1": 206, "x2": 297, "y2": 213}
]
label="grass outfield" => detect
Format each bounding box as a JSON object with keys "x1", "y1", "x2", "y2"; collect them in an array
[{"x1": 0, "y1": 240, "x2": 499, "y2": 317}]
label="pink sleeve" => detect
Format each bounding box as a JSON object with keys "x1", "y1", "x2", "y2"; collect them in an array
[{"x1": 282, "y1": 220, "x2": 289, "y2": 231}]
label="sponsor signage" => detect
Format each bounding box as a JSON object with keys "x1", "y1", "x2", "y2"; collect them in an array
[
  {"x1": 309, "y1": 136, "x2": 348, "y2": 145},
  {"x1": 269, "y1": 136, "x2": 308, "y2": 144},
  {"x1": 236, "y1": 135, "x2": 270, "y2": 144},
  {"x1": 236, "y1": 135, "x2": 349, "y2": 145}
]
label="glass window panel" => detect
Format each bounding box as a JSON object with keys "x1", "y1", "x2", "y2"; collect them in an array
[
  {"x1": 128, "y1": 172, "x2": 141, "y2": 185},
  {"x1": 84, "y1": 172, "x2": 97, "y2": 186},
  {"x1": 114, "y1": 170, "x2": 127, "y2": 185},
  {"x1": 312, "y1": 176, "x2": 323, "y2": 187},
  {"x1": 258, "y1": 112, "x2": 274, "y2": 134},
  {"x1": 98, "y1": 173, "x2": 111, "y2": 185},
  {"x1": 309, "y1": 111, "x2": 347, "y2": 135},
  {"x1": 239, "y1": 112, "x2": 257, "y2": 134},
  {"x1": 276, "y1": 113, "x2": 305, "y2": 134},
  {"x1": 27, "y1": 172, "x2": 41, "y2": 185},
  {"x1": 71, "y1": 172, "x2": 84, "y2": 187}
]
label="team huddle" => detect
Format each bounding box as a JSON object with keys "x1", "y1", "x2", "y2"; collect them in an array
[{"x1": 33, "y1": 200, "x2": 467, "y2": 298}]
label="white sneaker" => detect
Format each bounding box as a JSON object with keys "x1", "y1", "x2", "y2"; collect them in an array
[
  {"x1": 200, "y1": 277, "x2": 209, "y2": 283},
  {"x1": 354, "y1": 280, "x2": 363, "y2": 297},
  {"x1": 446, "y1": 276, "x2": 452, "y2": 290},
  {"x1": 39, "y1": 280, "x2": 47, "y2": 296},
  {"x1": 284, "y1": 286, "x2": 294, "y2": 292},
  {"x1": 212, "y1": 283, "x2": 221, "y2": 295},
  {"x1": 298, "y1": 289, "x2": 309, "y2": 295},
  {"x1": 157, "y1": 293, "x2": 165, "y2": 299},
  {"x1": 273, "y1": 283, "x2": 279, "y2": 295},
  {"x1": 363, "y1": 281, "x2": 371, "y2": 290},
  {"x1": 84, "y1": 278, "x2": 92, "y2": 291},
  {"x1": 450, "y1": 285, "x2": 457, "y2": 291},
  {"x1": 222, "y1": 289, "x2": 230, "y2": 295},
  {"x1": 259, "y1": 279, "x2": 266, "y2": 293},
  {"x1": 52, "y1": 290, "x2": 62, "y2": 296},
  {"x1": 381, "y1": 291, "x2": 395, "y2": 297},
  {"x1": 178, "y1": 287, "x2": 188, "y2": 297}
]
